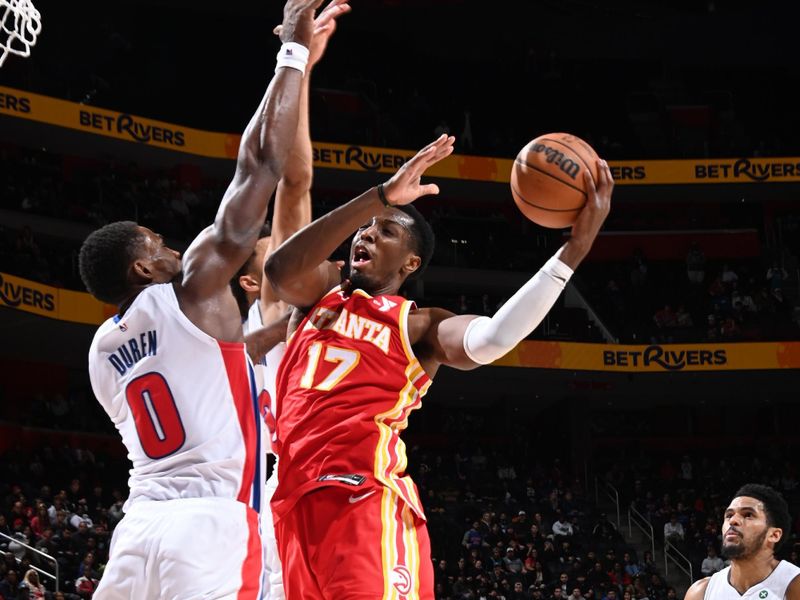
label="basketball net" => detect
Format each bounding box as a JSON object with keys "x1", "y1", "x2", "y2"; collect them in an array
[{"x1": 0, "y1": 0, "x2": 41, "y2": 67}]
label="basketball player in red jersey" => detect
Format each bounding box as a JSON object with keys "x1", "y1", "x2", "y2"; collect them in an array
[{"x1": 264, "y1": 134, "x2": 613, "y2": 599}]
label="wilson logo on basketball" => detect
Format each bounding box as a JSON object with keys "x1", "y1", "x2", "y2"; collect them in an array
[
  {"x1": 529, "y1": 143, "x2": 581, "y2": 180},
  {"x1": 390, "y1": 565, "x2": 412, "y2": 596}
]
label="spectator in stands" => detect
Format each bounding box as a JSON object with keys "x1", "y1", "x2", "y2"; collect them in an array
[
  {"x1": 706, "y1": 314, "x2": 720, "y2": 340},
  {"x1": 700, "y1": 545, "x2": 724, "y2": 577},
  {"x1": 0, "y1": 516, "x2": 10, "y2": 539},
  {"x1": 621, "y1": 588, "x2": 633, "y2": 600},
  {"x1": 587, "y1": 562, "x2": 611, "y2": 596},
  {"x1": 478, "y1": 512, "x2": 494, "y2": 535},
  {"x1": 567, "y1": 587, "x2": 583, "y2": 600},
  {"x1": 766, "y1": 261, "x2": 789, "y2": 294},
  {"x1": 622, "y1": 552, "x2": 640, "y2": 578},
  {"x1": 555, "y1": 572, "x2": 571, "y2": 596},
  {"x1": 464, "y1": 521, "x2": 484, "y2": 551},
  {"x1": 509, "y1": 580, "x2": 526, "y2": 600},
  {"x1": 591, "y1": 513, "x2": 621, "y2": 543},
  {"x1": 0, "y1": 569, "x2": 20, "y2": 600},
  {"x1": 720, "y1": 316, "x2": 742, "y2": 339},
  {"x1": 754, "y1": 287, "x2": 776, "y2": 314},
  {"x1": 530, "y1": 561, "x2": 547, "y2": 588},
  {"x1": 21, "y1": 569, "x2": 45, "y2": 600},
  {"x1": 675, "y1": 305, "x2": 693, "y2": 329},
  {"x1": 551, "y1": 513, "x2": 574, "y2": 539},
  {"x1": 652, "y1": 305, "x2": 678, "y2": 341},
  {"x1": 721, "y1": 263, "x2": 739, "y2": 287},
  {"x1": 632, "y1": 576, "x2": 649, "y2": 600},
  {"x1": 602, "y1": 589, "x2": 618, "y2": 600},
  {"x1": 503, "y1": 547, "x2": 524, "y2": 574},
  {"x1": 609, "y1": 562, "x2": 632, "y2": 590},
  {"x1": 663, "y1": 513, "x2": 685, "y2": 544},
  {"x1": 645, "y1": 573, "x2": 665, "y2": 599},
  {"x1": 75, "y1": 569, "x2": 98, "y2": 599},
  {"x1": 638, "y1": 551, "x2": 657, "y2": 575},
  {"x1": 738, "y1": 285, "x2": 758, "y2": 314},
  {"x1": 28, "y1": 504, "x2": 46, "y2": 540},
  {"x1": 7, "y1": 532, "x2": 28, "y2": 561},
  {"x1": 686, "y1": 243, "x2": 706, "y2": 284}
]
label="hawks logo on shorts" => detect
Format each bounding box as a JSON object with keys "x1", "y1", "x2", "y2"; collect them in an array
[{"x1": 390, "y1": 565, "x2": 412, "y2": 596}]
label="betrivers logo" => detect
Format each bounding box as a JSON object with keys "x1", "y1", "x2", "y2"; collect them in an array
[
  {"x1": 603, "y1": 345, "x2": 727, "y2": 371},
  {"x1": 313, "y1": 145, "x2": 413, "y2": 171},
  {"x1": 79, "y1": 110, "x2": 186, "y2": 147},
  {"x1": 695, "y1": 159, "x2": 800, "y2": 182},
  {"x1": 0, "y1": 274, "x2": 56, "y2": 312}
]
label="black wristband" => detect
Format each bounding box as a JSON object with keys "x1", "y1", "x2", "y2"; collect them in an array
[{"x1": 377, "y1": 183, "x2": 391, "y2": 207}]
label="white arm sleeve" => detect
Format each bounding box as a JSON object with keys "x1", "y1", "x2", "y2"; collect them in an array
[{"x1": 463, "y1": 255, "x2": 573, "y2": 365}]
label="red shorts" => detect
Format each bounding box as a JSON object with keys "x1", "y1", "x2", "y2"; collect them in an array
[{"x1": 275, "y1": 485, "x2": 433, "y2": 600}]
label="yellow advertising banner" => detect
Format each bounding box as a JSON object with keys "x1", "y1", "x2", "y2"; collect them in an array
[
  {"x1": 0, "y1": 86, "x2": 240, "y2": 159},
  {"x1": 3, "y1": 85, "x2": 800, "y2": 185},
  {"x1": 0, "y1": 272, "x2": 115, "y2": 325},
  {"x1": 493, "y1": 341, "x2": 800, "y2": 372},
  {"x1": 1, "y1": 270, "x2": 799, "y2": 371}
]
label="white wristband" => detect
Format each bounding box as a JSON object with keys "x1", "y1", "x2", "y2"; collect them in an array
[{"x1": 275, "y1": 42, "x2": 309, "y2": 76}]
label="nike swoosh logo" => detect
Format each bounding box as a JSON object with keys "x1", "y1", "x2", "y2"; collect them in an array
[{"x1": 348, "y1": 490, "x2": 377, "y2": 504}]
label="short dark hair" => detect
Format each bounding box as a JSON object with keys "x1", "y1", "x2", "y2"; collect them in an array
[
  {"x1": 733, "y1": 483, "x2": 792, "y2": 553},
  {"x1": 79, "y1": 221, "x2": 143, "y2": 304},
  {"x1": 229, "y1": 222, "x2": 272, "y2": 318},
  {"x1": 396, "y1": 204, "x2": 435, "y2": 278}
]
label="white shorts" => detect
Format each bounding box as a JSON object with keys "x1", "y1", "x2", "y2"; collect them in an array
[
  {"x1": 261, "y1": 465, "x2": 283, "y2": 600},
  {"x1": 95, "y1": 497, "x2": 262, "y2": 600}
]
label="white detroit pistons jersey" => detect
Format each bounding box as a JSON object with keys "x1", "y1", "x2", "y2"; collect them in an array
[
  {"x1": 705, "y1": 561, "x2": 800, "y2": 600},
  {"x1": 88, "y1": 283, "x2": 262, "y2": 512},
  {"x1": 243, "y1": 298, "x2": 285, "y2": 457}
]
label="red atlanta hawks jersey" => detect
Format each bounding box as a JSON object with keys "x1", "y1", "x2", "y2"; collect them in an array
[{"x1": 271, "y1": 286, "x2": 431, "y2": 520}]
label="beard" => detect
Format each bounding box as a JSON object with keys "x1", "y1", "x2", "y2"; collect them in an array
[
  {"x1": 347, "y1": 269, "x2": 376, "y2": 293},
  {"x1": 722, "y1": 527, "x2": 768, "y2": 559}
]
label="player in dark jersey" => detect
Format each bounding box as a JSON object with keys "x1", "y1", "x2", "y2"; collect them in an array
[{"x1": 265, "y1": 134, "x2": 613, "y2": 599}]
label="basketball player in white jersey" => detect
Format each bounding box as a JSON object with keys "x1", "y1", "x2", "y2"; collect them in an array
[
  {"x1": 76, "y1": 2, "x2": 351, "y2": 597},
  {"x1": 231, "y1": 6, "x2": 348, "y2": 598},
  {"x1": 685, "y1": 484, "x2": 800, "y2": 600}
]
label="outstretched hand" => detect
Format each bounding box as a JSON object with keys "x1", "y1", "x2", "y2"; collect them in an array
[
  {"x1": 275, "y1": 0, "x2": 350, "y2": 65},
  {"x1": 571, "y1": 159, "x2": 613, "y2": 248},
  {"x1": 280, "y1": 0, "x2": 326, "y2": 46},
  {"x1": 382, "y1": 134, "x2": 456, "y2": 206}
]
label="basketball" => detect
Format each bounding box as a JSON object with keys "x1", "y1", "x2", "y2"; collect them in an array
[{"x1": 510, "y1": 133, "x2": 600, "y2": 229}]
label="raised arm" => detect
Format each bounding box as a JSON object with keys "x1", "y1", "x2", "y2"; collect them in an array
[
  {"x1": 409, "y1": 160, "x2": 614, "y2": 376},
  {"x1": 265, "y1": 134, "x2": 455, "y2": 308},
  {"x1": 177, "y1": 0, "x2": 323, "y2": 304},
  {"x1": 260, "y1": 0, "x2": 350, "y2": 323}
]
